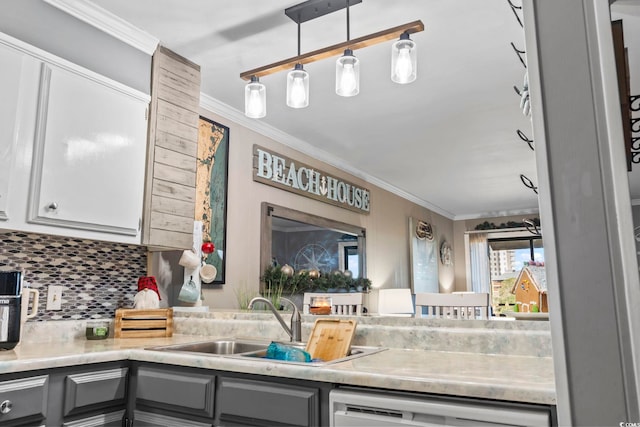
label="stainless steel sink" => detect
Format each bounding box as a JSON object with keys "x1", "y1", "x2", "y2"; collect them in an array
[
  {"x1": 234, "y1": 343, "x2": 386, "y2": 366},
  {"x1": 147, "y1": 339, "x2": 269, "y2": 355},
  {"x1": 146, "y1": 338, "x2": 386, "y2": 365}
]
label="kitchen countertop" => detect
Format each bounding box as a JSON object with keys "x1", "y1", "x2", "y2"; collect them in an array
[{"x1": 0, "y1": 334, "x2": 556, "y2": 406}]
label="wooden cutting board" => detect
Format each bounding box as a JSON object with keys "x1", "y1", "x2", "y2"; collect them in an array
[{"x1": 305, "y1": 319, "x2": 357, "y2": 361}]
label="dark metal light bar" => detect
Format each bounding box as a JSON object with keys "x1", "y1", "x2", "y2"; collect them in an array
[{"x1": 284, "y1": 0, "x2": 363, "y2": 24}]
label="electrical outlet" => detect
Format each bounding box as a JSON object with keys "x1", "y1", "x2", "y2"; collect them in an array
[{"x1": 46, "y1": 285, "x2": 63, "y2": 310}]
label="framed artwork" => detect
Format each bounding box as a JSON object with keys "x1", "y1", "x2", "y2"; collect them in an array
[{"x1": 196, "y1": 117, "x2": 230, "y2": 284}]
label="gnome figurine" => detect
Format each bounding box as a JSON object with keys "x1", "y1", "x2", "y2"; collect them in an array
[{"x1": 134, "y1": 276, "x2": 161, "y2": 309}]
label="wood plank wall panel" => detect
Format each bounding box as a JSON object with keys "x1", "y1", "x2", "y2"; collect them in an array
[
  {"x1": 152, "y1": 181, "x2": 195, "y2": 204},
  {"x1": 143, "y1": 46, "x2": 201, "y2": 250}
]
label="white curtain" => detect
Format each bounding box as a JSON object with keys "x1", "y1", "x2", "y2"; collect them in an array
[{"x1": 468, "y1": 233, "x2": 490, "y2": 294}]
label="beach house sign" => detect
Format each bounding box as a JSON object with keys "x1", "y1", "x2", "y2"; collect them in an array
[{"x1": 252, "y1": 145, "x2": 371, "y2": 214}]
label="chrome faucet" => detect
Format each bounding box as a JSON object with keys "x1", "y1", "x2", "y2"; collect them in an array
[{"x1": 248, "y1": 297, "x2": 302, "y2": 342}]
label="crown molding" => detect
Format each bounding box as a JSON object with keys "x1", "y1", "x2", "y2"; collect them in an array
[
  {"x1": 43, "y1": 0, "x2": 159, "y2": 55},
  {"x1": 453, "y1": 208, "x2": 540, "y2": 222},
  {"x1": 199, "y1": 93, "x2": 456, "y2": 220}
]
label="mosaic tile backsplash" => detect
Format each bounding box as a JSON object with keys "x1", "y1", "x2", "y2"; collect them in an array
[{"x1": 0, "y1": 231, "x2": 147, "y2": 321}]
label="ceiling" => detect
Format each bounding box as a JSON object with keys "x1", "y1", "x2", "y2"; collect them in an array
[{"x1": 90, "y1": 0, "x2": 640, "y2": 220}]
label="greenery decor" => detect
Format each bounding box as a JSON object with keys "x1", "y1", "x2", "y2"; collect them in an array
[
  {"x1": 261, "y1": 266, "x2": 371, "y2": 307},
  {"x1": 474, "y1": 217, "x2": 540, "y2": 231}
]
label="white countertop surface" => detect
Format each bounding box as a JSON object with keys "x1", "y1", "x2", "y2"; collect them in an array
[{"x1": 0, "y1": 334, "x2": 556, "y2": 406}]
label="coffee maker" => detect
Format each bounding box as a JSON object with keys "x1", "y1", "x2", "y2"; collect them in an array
[{"x1": 0, "y1": 271, "x2": 22, "y2": 350}]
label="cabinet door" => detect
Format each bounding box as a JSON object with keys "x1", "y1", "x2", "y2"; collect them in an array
[
  {"x1": 0, "y1": 375, "x2": 48, "y2": 426},
  {"x1": 27, "y1": 63, "x2": 148, "y2": 237},
  {"x1": 217, "y1": 377, "x2": 320, "y2": 427},
  {"x1": 0, "y1": 42, "x2": 26, "y2": 222},
  {"x1": 135, "y1": 365, "x2": 215, "y2": 419},
  {"x1": 63, "y1": 367, "x2": 128, "y2": 417},
  {"x1": 61, "y1": 410, "x2": 124, "y2": 427},
  {"x1": 132, "y1": 410, "x2": 212, "y2": 427}
]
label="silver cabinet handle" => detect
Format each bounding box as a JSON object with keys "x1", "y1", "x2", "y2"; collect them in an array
[
  {"x1": 47, "y1": 202, "x2": 58, "y2": 211},
  {"x1": 0, "y1": 399, "x2": 12, "y2": 414}
]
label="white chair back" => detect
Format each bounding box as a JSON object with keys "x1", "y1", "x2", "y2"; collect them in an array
[
  {"x1": 415, "y1": 292, "x2": 489, "y2": 319},
  {"x1": 303, "y1": 292, "x2": 364, "y2": 316}
]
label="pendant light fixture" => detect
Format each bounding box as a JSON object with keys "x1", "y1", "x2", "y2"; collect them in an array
[
  {"x1": 336, "y1": 49, "x2": 359, "y2": 97},
  {"x1": 244, "y1": 76, "x2": 266, "y2": 118},
  {"x1": 286, "y1": 22, "x2": 310, "y2": 108},
  {"x1": 336, "y1": 2, "x2": 359, "y2": 97},
  {"x1": 239, "y1": 0, "x2": 424, "y2": 118},
  {"x1": 391, "y1": 31, "x2": 417, "y2": 84},
  {"x1": 287, "y1": 64, "x2": 309, "y2": 108}
]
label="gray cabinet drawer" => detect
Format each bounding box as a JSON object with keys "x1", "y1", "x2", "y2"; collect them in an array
[
  {"x1": 62, "y1": 409, "x2": 125, "y2": 427},
  {"x1": 0, "y1": 375, "x2": 48, "y2": 425},
  {"x1": 133, "y1": 410, "x2": 212, "y2": 427},
  {"x1": 64, "y1": 367, "x2": 128, "y2": 416},
  {"x1": 135, "y1": 365, "x2": 215, "y2": 418},
  {"x1": 217, "y1": 377, "x2": 319, "y2": 426}
]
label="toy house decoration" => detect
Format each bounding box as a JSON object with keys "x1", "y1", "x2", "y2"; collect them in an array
[{"x1": 511, "y1": 265, "x2": 548, "y2": 312}]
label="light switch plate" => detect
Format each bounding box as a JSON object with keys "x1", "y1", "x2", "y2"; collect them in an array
[{"x1": 46, "y1": 285, "x2": 63, "y2": 310}]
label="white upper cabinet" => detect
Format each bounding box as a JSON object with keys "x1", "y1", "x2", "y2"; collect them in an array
[
  {"x1": 0, "y1": 42, "x2": 26, "y2": 221},
  {"x1": 27, "y1": 63, "x2": 148, "y2": 236},
  {"x1": 0, "y1": 32, "x2": 150, "y2": 244}
]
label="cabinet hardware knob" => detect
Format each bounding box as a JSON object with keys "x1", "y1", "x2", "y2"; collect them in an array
[
  {"x1": 47, "y1": 202, "x2": 58, "y2": 211},
  {"x1": 0, "y1": 400, "x2": 12, "y2": 414}
]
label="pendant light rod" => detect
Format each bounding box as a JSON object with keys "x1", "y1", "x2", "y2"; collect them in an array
[
  {"x1": 240, "y1": 19, "x2": 424, "y2": 81},
  {"x1": 297, "y1": 22, "x2": 301, "y2": 56},
  {"x1": 346, "y1": 1, "x2": 350, "y2": 41}
]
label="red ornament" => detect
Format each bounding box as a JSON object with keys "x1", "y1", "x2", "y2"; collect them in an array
[{"x1": 201, "y1": 241, "x2": 215, "y2": 254}]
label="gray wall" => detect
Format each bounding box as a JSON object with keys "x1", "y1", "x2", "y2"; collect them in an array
[{"x1": 0, "y1": 0, "x2": 151, "y2": 94}]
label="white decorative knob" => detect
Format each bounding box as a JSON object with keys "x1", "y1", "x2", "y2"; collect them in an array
[{"x1": 47, "y1": 202, "x2": 58, "y2": 211}]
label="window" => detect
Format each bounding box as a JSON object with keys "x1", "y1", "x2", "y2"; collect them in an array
[
  {"x1": 488, "y1": 234, "x2": 544, "y2": 315},
  {"x1": 466, "y1": 229, "x2": 544, "y2": 316},
  {"x1": 338, "y1": 241, "x2": 360, "y2": 278}
]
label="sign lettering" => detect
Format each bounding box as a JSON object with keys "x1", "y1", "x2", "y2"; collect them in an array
[{"x1": 253, "y1": 145, "x2": 370, "y2": 214}]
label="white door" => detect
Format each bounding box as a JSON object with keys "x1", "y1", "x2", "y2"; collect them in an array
[
  {"x1": 27, "y1": 63, "x2": 149, "y2": 236},
  {"x1": 0, "y1": 42, "x2": 26, "y2": 221}
]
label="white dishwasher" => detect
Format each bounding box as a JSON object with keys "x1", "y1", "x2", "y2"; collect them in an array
[{"x1": 329, "y1": 389, "x2": 553, "y2": 427}]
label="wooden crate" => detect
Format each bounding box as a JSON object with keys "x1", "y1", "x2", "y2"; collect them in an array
[{"x1": 114, "y1": 308, "x2": 173, "y2": 338}]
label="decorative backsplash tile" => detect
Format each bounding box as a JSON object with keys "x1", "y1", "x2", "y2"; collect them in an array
[{"x1": 0, "y1": 231, "x2": 147, "y2": 321}]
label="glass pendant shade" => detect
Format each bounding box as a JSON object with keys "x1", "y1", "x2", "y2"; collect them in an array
[
  {"x1": 244, "y1": 76, "x2": 266, "y2": 118},
  {"x1": 335, "y1": 49, "x2": 360, "y2": 97},
  {"x1": 286, "y1": 64, "x2": 309, "y2": 108},
  {"x1": 391, "y1": 32, "x2": 417, "y2": 84}
]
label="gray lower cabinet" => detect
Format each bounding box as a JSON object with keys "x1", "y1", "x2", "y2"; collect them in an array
[
  {"x1": 133, "y1": 409, "x2": 212, "y2": 427},
  {"x1": 0, "y1": 362, "x2": 128, "y2": 427},
  {"x1": 216, "y1": 377, "x2": 321, "y2": 426},
  {"x1": 129, "y1": 362, "x2": 333, "y2": 427},
  {"x1": 129, "y1": 363, "x2": 216, "y2": 426},
  {"x1": 62, "y1": 410, "x2": 125, "y2": 427},
  {"x1": 0, "y1": 374, "x2": 48, "y2": 426},
  {"x1": 2, "y1": 359, "x2": 556, "y2": 427},
  {"x1": 63, "y1": 367, "x2": 128, "y2": 418}
]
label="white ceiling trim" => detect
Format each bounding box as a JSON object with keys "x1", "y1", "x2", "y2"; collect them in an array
[
  {"x1": 454, "y1": 208, "x2": 540, "y2": 221},
  {"x1": 43, "y1": 0, "x2": 159, "y2": 55},
  {"x1": 199, "y1": 93, "x2": 457, "y2": 220}
]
